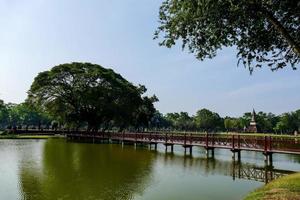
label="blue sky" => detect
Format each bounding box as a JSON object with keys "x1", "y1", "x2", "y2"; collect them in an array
[{"x1": 0, "y1": 0, "x2": 299, "y2": 117}]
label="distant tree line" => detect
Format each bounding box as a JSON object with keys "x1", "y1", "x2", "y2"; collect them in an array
[
  {"x1": 0, "y1": 100, "x2": 52, "y2": 130},
  {"x1": 149, "y1": 109, "x2": 300, "y2": 134}
]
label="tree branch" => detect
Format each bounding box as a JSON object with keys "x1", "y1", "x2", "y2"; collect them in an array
[{"x1": 260, "y1": 7, "x2": 300, "y2": 57}]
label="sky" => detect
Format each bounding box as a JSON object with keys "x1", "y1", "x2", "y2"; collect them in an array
[{"x1": 0, "y1": 0, "x2": 299, "y2": 117}]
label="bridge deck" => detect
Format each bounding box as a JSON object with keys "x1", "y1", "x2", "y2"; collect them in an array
[
  {"x1": 63, "y1": 132, "x2": 300, "y2": 155},
  {"x1": 8, "y1": 129, "x2": 300, "y2": 155}
]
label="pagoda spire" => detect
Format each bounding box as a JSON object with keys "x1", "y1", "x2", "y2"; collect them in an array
[
  {"x1": 248, "y1": 108, "x2": 258, "y2": 133},
  {"x1": 251, "y1": 108, "x2": 256, "y2": 121}
]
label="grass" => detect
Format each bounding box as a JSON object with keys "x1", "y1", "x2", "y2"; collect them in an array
[
  {"x1": 244, "y1": 173, "x2": 300, "y2": 200},
  {"x1": 0, "y1": 134, "x2": 61, "y2": 139},
  {"x1": 155, "y1": 130, "x2": 300, "y2": 139}
]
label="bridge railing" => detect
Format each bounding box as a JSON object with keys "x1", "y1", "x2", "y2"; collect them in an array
[
  {"x1": 85, "y1": 132, "x2": 300, "y2": 153},
  {"x1": 13, "y1": 129, "x2": 300, "y2": 154},
  {"x1": 270, "y1": 137, "x2": 300, "y2": 153}
]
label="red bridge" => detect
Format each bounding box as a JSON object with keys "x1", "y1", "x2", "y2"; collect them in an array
[
  {"x1": 11, "y1": 129, "x2": 300, "y2": 165},
  {"x1": 64, "y1": 131, "x2": 300, "y2": 165}
]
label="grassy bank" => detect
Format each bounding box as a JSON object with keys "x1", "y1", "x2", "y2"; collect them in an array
[
  {"x1": 244, "y1": 173, "x2": 300, "y2": 200},
  {"x1": 0, "y1": 134, "x2": 62, "y2": 139},
  {"x1": 155, "y1": 131, "x2": 300, "y2": 139}
]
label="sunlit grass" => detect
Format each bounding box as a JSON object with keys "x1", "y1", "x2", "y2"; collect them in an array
[
  {"x1": 0, "y1": 134, "x2": 60, "y2": 139},
  {"x1": 244, "y1": 173, "x2": 300, "y2": 200}
]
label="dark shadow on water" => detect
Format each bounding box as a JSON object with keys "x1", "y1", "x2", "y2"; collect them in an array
[{"x1": 19, "y1": 139, "x2": 154, "y2": 200}]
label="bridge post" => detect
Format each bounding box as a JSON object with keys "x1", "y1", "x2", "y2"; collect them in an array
[
  {"x1": 269, "y1": 136, "x2": 272, "y2": 151},
  {"x1": 263, "y1": 152, "x2": 273, "y2": 166},
  {"x1": 264, "y1": 136, "x2": 267, "y2": 152},
  {"x1": 205, "y1": 147, "x2": 214, "y2": 158},
  {"x1": 164, "y1": 143, "x2": 173, "y2": 153},
  {"x1": 238, "y1": 135, "x2": 240, "y2": 149},
  {"x1": 264, "y1": 167, "x2": 269, "y2": 184},
  {"x1": 269, "y1": 153, "x2": 273, "y2": 166},
  {"x1": 231, "y1": 149, "x2": 241, "y2": 162},
  {"x1": 232, "y1": 160, "x2": 236, "y2": 181},
  {"x1": 237, "y1": 151, "x2": 241, "y2": 161},
  {"x1": 205, "y1": 133, "x2": 208, "y2": 149},
  {"x1": 232, "y1": 138, "x2": 234, "y2": 159},
  {"x1": 183, "y1": 145, "x2": 192, "y2": 156},
  {"x1": 165, "y1": 132, "x2": 168, "y2": 144},
  {"x1": 263, "y1": 136, "x2": 273, "y2": 166},
  {"x1": 232, "y1": 135, "x2": 235, "y2": 150}
]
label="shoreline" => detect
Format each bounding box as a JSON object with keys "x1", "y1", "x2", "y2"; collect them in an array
[
  {"x1": 244, "y1": 172, "x2": 300, "y2": 200},
  {"x1": 0, "y1": 134, "x2": 63, "y2": 139}
]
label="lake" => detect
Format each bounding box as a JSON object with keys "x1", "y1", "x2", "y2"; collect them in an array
[{"x1": 0, "y1": 138, "x2": 299, "y2": 200}]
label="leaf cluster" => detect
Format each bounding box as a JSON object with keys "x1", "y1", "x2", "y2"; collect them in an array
[{"x1": 155, "y1": 0, "x2": 300, "y2": 72}]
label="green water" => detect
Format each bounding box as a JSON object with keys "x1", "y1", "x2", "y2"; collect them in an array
[{"x1": 0, "y1": 139, "x2": 299, "y2": 200}]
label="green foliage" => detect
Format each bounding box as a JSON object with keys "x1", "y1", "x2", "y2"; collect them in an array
[
  {"x1": 0, "y1": 102, "x2": 52, "y2": 129},
  {"x1": 155, "y1": 0, "x2": 300, "y2": 72},
  {"x1": 134, "y1": 95, "x2": 158, "y2": 130},
  {"x1": 194, "y1": 109, "x2": 223, "y2": 131},
  {"x1": 27, "y1": 62, "x2": 157, "y2": 130},
  {"x1": 164, "y1": 112, "x2": 196, "y2": 130},
  {"x1": 224, "y1": 118, "x2": 243, "y2": 132},
  {"x1": 274, "y1": 111, "x2": 300, "y2": 134},
  {"x1": 255, "y1": 112, "x2": 278, "y2": 132},
  {"x1": 150, "y1": 111, "x2": 172, "y2": 129},
  {"x1": 0, "y1": 100, "x2": 9, "y2": 129}
]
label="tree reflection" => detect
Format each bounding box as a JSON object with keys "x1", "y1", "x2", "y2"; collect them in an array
[{"x1": 19, "y1": 139, "x2": 154, "y2": 200}]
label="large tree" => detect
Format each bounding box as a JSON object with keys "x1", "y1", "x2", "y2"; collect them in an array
[
  {"x1": 155, "y1": 0, "x2": 300, "y2": 72},
  {"x1": 27, "y1": 62, "x2": 157, "y2": 131}
]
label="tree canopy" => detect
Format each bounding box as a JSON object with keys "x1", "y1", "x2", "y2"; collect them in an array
[
  {"x1": 194, "y1": 108, "x2": 223, "y2": 131},
  {"x1": 155, "y1": 0, "x2": 300, "y2": 72},
  {"x1": 27, "y1": 62, "x2": 157, "y2": 131}
]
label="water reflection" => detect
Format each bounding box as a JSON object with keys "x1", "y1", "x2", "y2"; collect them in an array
[
  {"x1": 231, "y1": 162, "x2": 294, "y2": 184},
  {"x1": 19, "y1": 139, "x2": 154, "y2": 200},
  {"x1": 157, "y1": 151, "x2": 295, "y2": 184}
]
